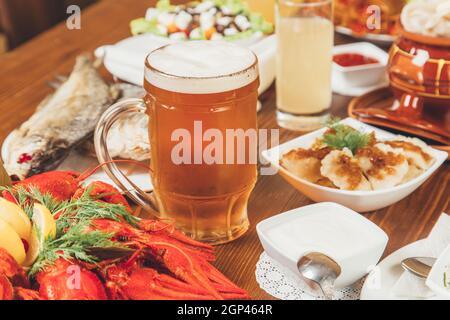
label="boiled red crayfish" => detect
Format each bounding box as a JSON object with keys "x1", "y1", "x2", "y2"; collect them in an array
[
  {"x1": 0, "y1": 247, "x2": 40, "y2": 300},
  {"x1": 0, "y1": 170, "x2": 249, "y2": 300}
]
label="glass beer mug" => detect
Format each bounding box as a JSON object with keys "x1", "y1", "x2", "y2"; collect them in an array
[{"x1": 95, "y1": 41, "x2": 260, "y2": 244}]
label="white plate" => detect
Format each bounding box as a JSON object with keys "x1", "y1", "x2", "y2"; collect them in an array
[
  {"x1": 1, "y1": 133, "x2": 153, "y2": 192},
  {"x1": 261, "y1": 118, "x2": 448, "y2": 212},
  {"x1": 96, "y1": 33, "x2": 276, "y2": 96},
  {"x1": 335, "y1": 26, "x2": 395, "y2": 46},
  {"x1": 360, "y1": 239, "x2": 440, "y2": 300},
  {"x1": 426, "y1": 245, "x2": 450, "y2": 299}
]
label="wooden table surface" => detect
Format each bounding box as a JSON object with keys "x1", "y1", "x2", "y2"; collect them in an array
[{"x1": 0, "y1": 0, "x2": 448, "y2": 300}]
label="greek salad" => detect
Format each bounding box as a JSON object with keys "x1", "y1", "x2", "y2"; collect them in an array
[{"x1": 130, "y1": 0, "x2": 274, "y2": 41}]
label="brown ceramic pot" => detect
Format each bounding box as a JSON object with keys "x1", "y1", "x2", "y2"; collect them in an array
[{"x1": 388, "y1": 24, "x2": 450, "y2": 115}]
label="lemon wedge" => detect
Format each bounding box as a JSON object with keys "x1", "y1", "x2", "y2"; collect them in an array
[
  {"x1": 23, "y1": 204, "x2": 56, "y2": 267},
  {"x1": 32, "y1": 204, "x2": 56, "y2": 239},
  {"x1": 0, "y1": 198, "x2": 32, "y2": 242},
  {"x1": 0, "y1": 218, "x2": 26, "y2": 265}
]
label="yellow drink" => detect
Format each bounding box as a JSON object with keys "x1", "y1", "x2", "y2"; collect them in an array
[
  {"x1": 276, "y1": 16, "x2": 333, "y2": 115},
  {"x1": 275, "y1": 0, "x2": 333, "y2": 131}
]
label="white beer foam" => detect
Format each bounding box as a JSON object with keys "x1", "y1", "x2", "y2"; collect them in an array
[{"x1": 145, "y1": 41, "x2": 258, "y2": 94}]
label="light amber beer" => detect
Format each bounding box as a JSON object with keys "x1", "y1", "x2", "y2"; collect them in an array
[{"x1": 144, "y1": 42, "x2": 259, "y2": 244}]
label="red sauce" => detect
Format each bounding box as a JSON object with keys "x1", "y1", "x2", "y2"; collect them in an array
[
  {"x1": 333, "y1": 53, "x2": 379, "y2": 67},
  {"x1": 17, "y1": 153, "x2": 32, "y2": 164}
]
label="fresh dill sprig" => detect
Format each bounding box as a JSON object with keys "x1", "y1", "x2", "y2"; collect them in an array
[
  {"x1": 0, "y1": 186, "x2": 35, "y2": 218},
  {"x1": 55, "y1": 188, "x2": 139, "y2": 236},
  {"x1": 0, "y1": 184, "x2": 140, "y2": 276},
  {"x1": 28, "y1": 220, "x2": 119, "y2": 276},
  {"x1": 322, "y1": 124, "x2": 372, "y2": 154},
  {"x1": 26, "y1": 186, "x2": 65, "y2": 214}
]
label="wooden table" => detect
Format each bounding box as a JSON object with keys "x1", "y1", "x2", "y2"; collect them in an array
[{"x1": 0, "y1": 0, "x2": 448, "y2": 300}]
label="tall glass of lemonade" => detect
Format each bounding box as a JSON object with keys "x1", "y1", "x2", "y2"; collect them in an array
[{"x1": 276, "y1": 0, "x2": 333, "y2": 131}]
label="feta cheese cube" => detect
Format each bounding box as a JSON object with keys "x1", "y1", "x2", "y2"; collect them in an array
[
  {"x1": 196, "y1": 1, "x2": 215, "y2": 12},
  {"x1": 200, "y1": 12, "x2": 215, "y2": 30},
  {"x1": 175, "y1": 11, "x2": 193, "y2": 30},
  {"x1": 235, "y1": 15, "x2": 251, "y2": 31},
  {"x1": 145, "y1": 8, "x2": 159, "y2": 21},
  {"x1": 210, "y1": 32, "x2": 224, "y2": 41},
  {"x1": 157, "y1": 12, "x2": 175, "y2": 27},
  {"x1": 217, "y1": 16, "x2": 232, "y2": 26},
  {"x1": 169, "y1": 32, "x2": 187, "y2": 41},
  {"x1": 189, "y1": 27, "x2": 204, "y2": 40},
  {"x1": 157, "y1": 24, "x2": 168, "y2": 36},
  {"x1": 207, "y1": 7, "x2": 218, "y2": 16},
  {"x1": 224, "y1": 27, "x2": 238, "y2": 36}
]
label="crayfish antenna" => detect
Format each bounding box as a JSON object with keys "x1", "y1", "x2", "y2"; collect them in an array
[
  {"x1": 124, "y1": 268, "x2": 218, "y2": 300},
  {"x1": 146, "y1": 241, "x2": 224, "y2": 300},
  {"x1": 199, "y1": 261, "x2": 249, "y2": 297},
  {"x1": 14, "y1": 287, "x2": 42, "y2": 300},
  {"x1": 139, "y1": 220, "x2": 215, "y2": 261}
]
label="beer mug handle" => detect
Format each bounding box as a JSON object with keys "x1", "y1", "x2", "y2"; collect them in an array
[{"x1": 94, "y1": 98, "x2": 157, "y2": 212}]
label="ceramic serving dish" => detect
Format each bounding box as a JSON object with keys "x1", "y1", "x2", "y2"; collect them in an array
[
  {"x1": 261, "y1": 118, "x2": 447, "y2": 212},
  {"x1": 389, "y1": 24, "x2": 450, "y2": 111}
]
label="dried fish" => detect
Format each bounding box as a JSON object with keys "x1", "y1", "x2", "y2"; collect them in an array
[
  {"x1": 4, "y1": 55, "x2": 119, "y2": 179},
  {"x1": 79, "y1": 83, "x2": 150, "y2": 161}
]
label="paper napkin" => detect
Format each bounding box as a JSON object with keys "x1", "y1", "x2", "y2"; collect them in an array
[{"x1": 392, "y1": 213, "x2": 450, "y2": 299}]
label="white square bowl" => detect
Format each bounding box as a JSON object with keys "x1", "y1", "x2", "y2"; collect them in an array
[
  {"x1": 426, "y1": 245, "x2": 450, "y2": 299},
  {"x1": 256, "y1": 202, "x2": 388, "y2": 288},
  {"x1": 261, "y1": 118, "x2": 447, "y2": 212},
  {"x1": 332, "y1": 42, "x2": 388, "y2": 87}
]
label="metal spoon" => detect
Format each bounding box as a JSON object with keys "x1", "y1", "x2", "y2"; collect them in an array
[
  {"x1": 401, "y1": 257, "x2": 436, "y2": 279},
  {"x1": 297, "y1": 252, "x2": 342, "y2": 300}
]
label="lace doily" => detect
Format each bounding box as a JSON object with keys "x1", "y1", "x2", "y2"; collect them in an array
[{"x1": 256, "y1": 252, "x2": 362, "y2": 300}]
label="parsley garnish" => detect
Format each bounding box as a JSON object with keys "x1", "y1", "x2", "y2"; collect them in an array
[{"x1": 322, "y1": 124, "x2": 372, "y2": 154}]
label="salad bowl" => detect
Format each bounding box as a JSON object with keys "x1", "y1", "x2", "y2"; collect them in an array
[
  {"x1": 97, "y1": 33, "x2": 276, "y2": 95},
  {"x1": 96, "y1": 0, "x2": 276, "y2": 94}
]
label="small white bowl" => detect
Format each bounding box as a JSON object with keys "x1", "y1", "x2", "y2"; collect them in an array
[
  {"x1": 256, "y1": 202, "x2": 388, "y2": 289},
  {"x1": 332, "y1": 42, "x2": 388, "y2": 87},
  {"x1": 261, "y1": 118, "x2": 447, "y2": 212},
  {"x1": 426, "y1": 245, "x2": 450, "y2": 300}
]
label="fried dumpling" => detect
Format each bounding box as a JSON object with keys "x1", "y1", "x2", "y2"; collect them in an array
[
  {"x1": 356, "y1": 143, "x2": 409, "y2": 190},
  {"x1": 385, "y1": 136, "x2": 435, "y2": 170},
  {"x1": 385, "y1": 136, "x2": 435, "y2": 182},
  {"x1": 281, "y1": 147, "x2": 335, "y2": 187},
  {"x1": 320, "y1": 148, "x2": 371, "y2": 191}
]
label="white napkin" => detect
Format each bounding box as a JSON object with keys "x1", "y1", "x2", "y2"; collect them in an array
[{"x1": 392, "y1": 213, "x2": 450, "y2": 299}]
